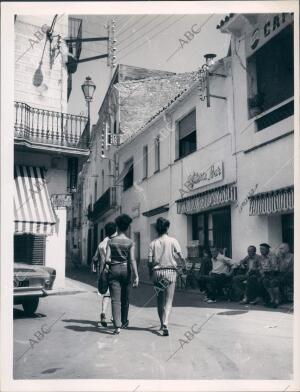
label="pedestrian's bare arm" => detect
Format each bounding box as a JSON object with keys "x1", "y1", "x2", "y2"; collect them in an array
[
  {"x1": 105, "y1": 243, "x2": 111, "y2": 265},
  {"x1": 130, "y1": 244, "x2": 139, "y2": 285}
]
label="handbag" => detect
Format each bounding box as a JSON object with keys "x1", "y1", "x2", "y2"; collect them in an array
[{"x1": 98, "y1": 264, "x2": 109, "y2": 294}]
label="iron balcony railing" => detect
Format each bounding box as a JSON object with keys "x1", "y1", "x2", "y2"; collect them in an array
[
  {"x1": 92, "y1": 187, "x2": 117, "y2": 220},
  {"x1": 14, "y1": 101, "x2": 89, "y2": 149}
]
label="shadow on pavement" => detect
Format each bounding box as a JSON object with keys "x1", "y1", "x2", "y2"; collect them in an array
[
  {"x1": 62, "y1": 317, "x2": 161, "y2": 335},
  {"x1": 66, "y1": 267, "x2": 293, "y2": 314}
]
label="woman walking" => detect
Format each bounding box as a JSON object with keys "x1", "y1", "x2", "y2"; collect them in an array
[
  {"x1": 105, "y1": 214, "x2": 139, "y2": 334},
  {"x1": 148, "y1": 217, "x2": 186, "y2": 336}
]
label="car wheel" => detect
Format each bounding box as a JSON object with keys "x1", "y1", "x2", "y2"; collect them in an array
[{"x1": 22, "y1": 297, "x2": 39, "y2": 316}]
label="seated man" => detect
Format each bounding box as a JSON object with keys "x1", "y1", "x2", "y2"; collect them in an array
[
  {"x1": 231, "y1": 245, "x2": 260, "y2": 303},
  {"x1": 259, "y1": 243, "x2": 280, "y2": 308},
  {"x1": 277, "y1": 243, "x2": 294, "y2": 302},
  {"x1": 198, "y1": 247, "x2": 236, "y2": 303}
]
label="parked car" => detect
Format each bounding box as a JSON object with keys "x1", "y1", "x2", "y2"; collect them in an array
[{"x1": 14, "y1": 263, "x2": 56, "y2": 315}]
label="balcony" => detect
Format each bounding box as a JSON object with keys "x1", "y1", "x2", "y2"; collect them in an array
[
  {"x1": 92, "y1": 187, "x2": 117, "y2": 221},
  {"x1": 14, "y1": 101, "x2": 89, "y2": 153}
]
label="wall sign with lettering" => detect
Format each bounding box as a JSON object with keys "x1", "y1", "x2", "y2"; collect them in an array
[
  {"x1": 179, "y1": 161, "x2": 223, "y2": 197},
  {"x1": 246, "y1": 13, "x2": 293, "y2": 57},
  {"x1": 51, "y1": 194, "x2": 72, "y2": 209}
]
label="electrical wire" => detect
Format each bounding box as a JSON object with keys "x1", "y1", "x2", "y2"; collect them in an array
[
  {"x1": 116, "y1": 15, "x2": 137, "y2": 35},
  {"x1": 117, "y1": 15, "x2": 162, "y2": 47},
  {"x1": 116, "y1": 15, "x2": 148, "y2": 38},
  {"x1": 118, "y1": 15, "x2": 175, "y2": 54},
  {"x1": 115, "y1": 15, "x2": 130, "y2": 32},
  {"x1": 117, "y1": 15, "x2": 159, "y2": 46},
  {"x1": 118, "y1": 14, "x2": 186, "y2": 61}
]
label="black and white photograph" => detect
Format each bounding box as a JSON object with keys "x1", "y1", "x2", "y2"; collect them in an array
[{"x1": 1, "y1": 1, "x2": 299, "y2": 391}]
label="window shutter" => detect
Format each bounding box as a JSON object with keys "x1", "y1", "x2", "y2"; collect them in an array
[
  {"x1": 14, "y1": 234, "x2": 46, "y2": 265},
  {"x1": 175, "y1": 126, "x2": 180, "y2": 160},
  {"x1": 179, "y1": 110, "x2": 196, "y2": 139}
]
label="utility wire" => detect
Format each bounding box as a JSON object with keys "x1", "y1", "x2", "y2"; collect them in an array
[
  {"x1": 117, "y1": 15, "x2": 161, "y2": 47},
  {"x1": 118, "y1": 15, "x2": 159, "y2": 45},
  {"x1": 118, "y1": 14, "x2": 186, "y2": 61},
  {"x1": 116, "y1": 15, "x2": 137, "y2": 35},
  {"x1": 115, "y1": 15, "x2": 130, "y2": 32},
  {"x1": 118, "y1": 15, "x2": 175, "y2": 54},
  {"x1": 116, "y1": 14, "x2": 148, "y2": 38}
]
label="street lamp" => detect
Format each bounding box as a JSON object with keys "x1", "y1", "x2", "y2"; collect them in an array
[
  {"x1": 197, "y1": 53, "x2": 227, "y2": 108},
  {"x1": 81, "y1": 76, "x2": 96, "y2": 145},
  {"x1": 197, "y1": 54, "x2": 216, "y2": 107}
]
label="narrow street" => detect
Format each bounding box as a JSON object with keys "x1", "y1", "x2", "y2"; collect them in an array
[{"x1": 14, "y1": 274, "x2": 293, "y2": 380}]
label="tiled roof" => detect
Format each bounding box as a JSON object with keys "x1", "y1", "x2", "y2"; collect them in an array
[
  {"x1": 216, "y1": 14, "x2": 235, "y2": 29},
  {"x1": 118, "y1": 72, "x2": 197, "y2": 147}
]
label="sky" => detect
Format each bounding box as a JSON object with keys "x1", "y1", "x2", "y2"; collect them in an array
[{"x1": 67, "y1": 14, "x2": 231, "y2": 126}]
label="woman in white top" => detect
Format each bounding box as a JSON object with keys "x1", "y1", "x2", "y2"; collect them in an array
[{"x1": 148, "y1": 217, "x2": 186, "y2": 336}]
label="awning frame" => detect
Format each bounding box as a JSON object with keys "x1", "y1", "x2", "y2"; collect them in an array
[
  {"x1": 248, "y1": 185, "x2": 294, "y2": 216},
  {"x1": 176, "y1": 183, "x2": 237, "y2": 215}
]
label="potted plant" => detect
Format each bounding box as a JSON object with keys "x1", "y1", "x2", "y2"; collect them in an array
[{"x1": 248, "y1": 93, "x2": 264, "y2": 117}]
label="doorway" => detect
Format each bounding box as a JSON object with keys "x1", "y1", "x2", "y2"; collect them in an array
[{"x1": 192, "y1": 206, "x2": 232, "y2": 257}]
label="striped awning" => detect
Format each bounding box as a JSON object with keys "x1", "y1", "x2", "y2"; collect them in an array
[
  {"x1": 14, "y1": 165, "x2": 56, "y2": 235},
  {"x1": 176, "y1": 184, "x2": 237, "y2": 215},
  {"x1": 249, "y1": 186, "x2": 294, "y2": 216}
]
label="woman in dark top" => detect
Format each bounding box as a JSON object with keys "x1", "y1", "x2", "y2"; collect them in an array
[{"x1": 105, "y1": 214, "x2": 139, "y2": 334}]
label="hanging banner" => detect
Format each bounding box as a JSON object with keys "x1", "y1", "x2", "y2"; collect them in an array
[{"x1": 245, "y1": 13, "x2": 293, "y2": 57}]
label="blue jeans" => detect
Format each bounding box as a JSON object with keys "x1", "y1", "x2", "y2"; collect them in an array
[{"x1": 108, "y1": 264, "x2": 131, "y2": 328}]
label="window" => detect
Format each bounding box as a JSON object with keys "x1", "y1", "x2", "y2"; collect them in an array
[
  {"x1": 247, "y1": 25, "x2": 293, "y2": 118},
  {"x1": 154, "y1": 137, "x2": 160, "y2": 172},
  {"x1": 143, "y1": 145, "x2": 148, "y2": 179},
  {"x1": 123, "y1": 158, "x2": 134, "y2": 191},
  {"x1": 176, "y1": 110, "x2": 197, "y2": 159},
  {"x1": 192, "y1": 206, "x2": 232, "y2": 257}
]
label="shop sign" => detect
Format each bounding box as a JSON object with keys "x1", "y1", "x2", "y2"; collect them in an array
[
  {"x1": 51, "y1": 194, "x2": 72, "y2": 209},
  {"x1": 246, "y1": 13, "x2": 293, "y2": 57},
  {"x1": 180, "y1": 161, "x2": 223, "y2": 196}
]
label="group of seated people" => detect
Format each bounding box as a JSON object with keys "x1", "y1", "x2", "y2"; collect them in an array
[{"x1": 184, "y1": 243, "x2": 293, "y2": 308}]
